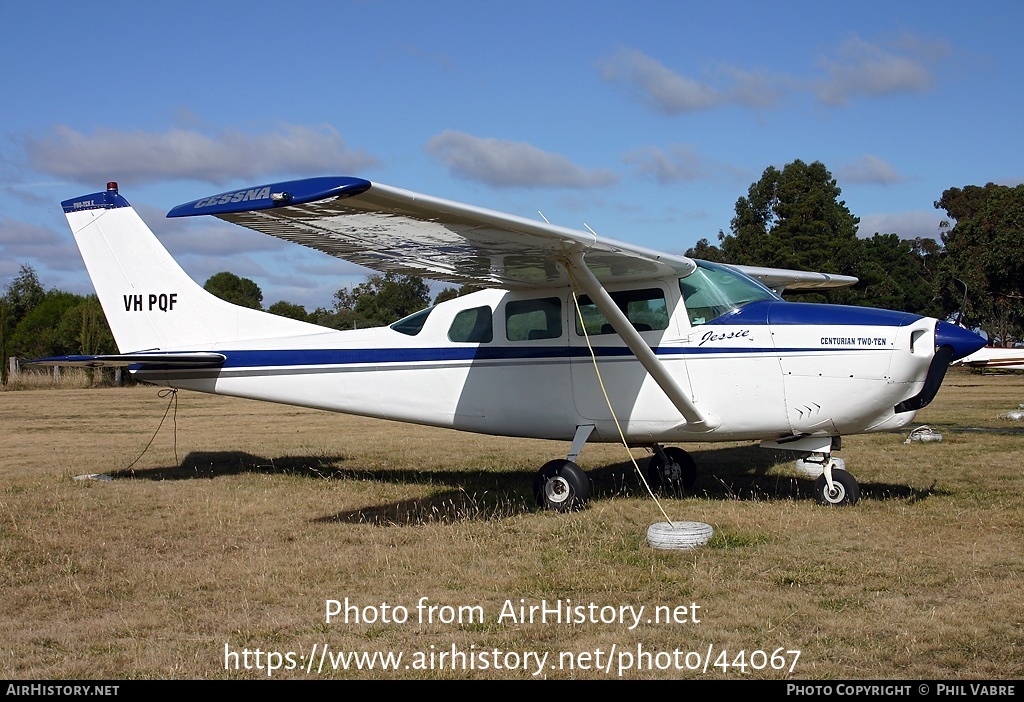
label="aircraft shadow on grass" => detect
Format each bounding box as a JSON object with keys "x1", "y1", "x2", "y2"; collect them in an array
[{"x1": 113, "y1": 445, "x2": 948, "y2": 526}]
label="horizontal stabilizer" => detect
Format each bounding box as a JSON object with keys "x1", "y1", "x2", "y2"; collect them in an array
[{"x1": 25, "y1": 352, "x2": 227, "y2": 369}]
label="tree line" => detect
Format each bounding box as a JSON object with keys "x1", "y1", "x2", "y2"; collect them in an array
[
  {"x1": 686, "y1": 160, "x2": 1022, "y2": 344},
  {"x1": 3, "y1": 160, "x2": 1020, "y2": 384},
  {"x1": 200, "y1": 269, "x2": 476, "y2": 330},
  {"x1": 1, "y1": 266, "x2": 117, "y2": 383},
  {"x1": 0, "y1": 266, "x2": 471, "y2": 383}
]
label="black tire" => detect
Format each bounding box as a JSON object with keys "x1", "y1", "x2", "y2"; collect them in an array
[
  {"x1": 646, "y1": 447, "x2": 697, "y2": 494},
  {"x1": 813, "y1": 470, "x2": 860, "y2": 506},
  {"x1": 533, "y1": 460, "x2": 590, "y2": 512}
]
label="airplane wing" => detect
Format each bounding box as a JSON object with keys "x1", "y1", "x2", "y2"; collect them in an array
[
  {"x1": 25, "y1": 352, "x2": 227, "y2": 369},
  {"x1": 168, "y1": 176, "x2": 856, "y2": 292},
  {"x1": 731, "y1": 265, "x2": 858, "y2": 293},
  {"x1": 168, "y1": 176, "x2": 696, "y2": 289},
  {"x1": 953, "y1": 347, "x2": 1024, "y2": 370}
]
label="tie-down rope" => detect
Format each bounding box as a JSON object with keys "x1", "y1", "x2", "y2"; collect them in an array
[{"x1": 566, "y1": 269, "x2": 675, "y2": 526}]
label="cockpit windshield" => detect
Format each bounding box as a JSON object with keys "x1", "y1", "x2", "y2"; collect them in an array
[{"x1": 679, "y1": 261, "x2": 779, "y2": 326}]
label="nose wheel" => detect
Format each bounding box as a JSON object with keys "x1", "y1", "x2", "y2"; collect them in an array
[{"x1": 812, "y1": 458, "x2": 860, "y2": 506}]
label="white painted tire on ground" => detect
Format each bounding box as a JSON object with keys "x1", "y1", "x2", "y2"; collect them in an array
[
  {"x1": 904, "y1": 425, "x2": 943, "y2": 443},
  {"x1": 794, "y1": 456, "x2": 844, "y2": 477},
  {"x1": 794, "y1": 458, "x2": 824, "y2": 477},
  {"x1": 647, "y1": 521, "x2": 713, "y2": 550}
]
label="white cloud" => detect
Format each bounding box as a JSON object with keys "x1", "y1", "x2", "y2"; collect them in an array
[
  {"x1": 134, "y1": 203, "x2": 289, "y2": 258},
  {"x1": 599, "y1": 35, "x2": 943, "y2": 114},
  {"x1": 622, "y1": 144, "x2": 707, "y2": 183},
  {"x1": 24, "y1": 124, "x2": 379, "y2": 185},
  {"x1": 815, "y1": 36, "x2": 938, "y2": 106},
  {"x1": 424, "y1": 130, "x2": 618, "y2": 188},
  {"x1": 1, "y1": 185, "x2": 54, "y2": 207},
  {"x1": 598, "y1": 48, "x2": 723, "y2": 113},
  {"x1": 0, "y1": 217, "x2": 83, "y2": 272},
  {"x1": 837, "y1": 155, "x2": 905, "y2": 185},
  {"x1": 622, "y1": 144, "x2": 750, "y2": 186},
  {"x1": 857, "y1": 211, "x2": 944, "y2": 240},
  {"x1": 717, "y1": 66, "x2": 784, "y2": 109},
  {"x1": 597, "y1": 48, "x2": 785, "y2": 114}
]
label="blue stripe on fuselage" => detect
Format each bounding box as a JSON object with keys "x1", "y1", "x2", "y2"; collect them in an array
[
  {"x1": 146, "y1": 301, "x2": 915, "y2": 370},
  {"x1": 218, "y1": 346, "x2": 587, "y2": 367},
  {"x1": 162, "y1": 343, "x2": 891, "y2": 370}
]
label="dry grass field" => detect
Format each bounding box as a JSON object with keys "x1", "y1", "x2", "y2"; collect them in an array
[{"x1": 1, "y1": 370, "x2": 1022, "y2": 680}]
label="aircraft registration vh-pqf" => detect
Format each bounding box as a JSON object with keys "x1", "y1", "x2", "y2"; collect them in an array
[{"x1": 44, "y1": 177, "x2": 986, "y2": 511}]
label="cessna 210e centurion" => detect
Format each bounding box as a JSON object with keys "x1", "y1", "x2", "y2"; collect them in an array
[{"x1": 50, "y1": 177, "x2": 985, "y2": 510}]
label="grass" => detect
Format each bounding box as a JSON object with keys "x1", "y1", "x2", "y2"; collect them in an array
[
  {"x1": 2, "y1": 366, "x2": 129, "y2": 391},
  {"x1": 1, "y1": 369, "x2": 1022, "y2": 679}
]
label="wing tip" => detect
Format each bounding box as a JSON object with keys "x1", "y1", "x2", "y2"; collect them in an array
[{"x1": 167, "y1": 176, "x2": 372, "y2": 218}]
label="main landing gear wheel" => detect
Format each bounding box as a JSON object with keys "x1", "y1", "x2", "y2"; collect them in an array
[
  {"x1": 533, "y1": 460, "x2": 590, "y2": 512},
  {"x1": 646, "y1": 447, "x2": 697, "y2": 495},
  {"x1": 814, "y1": 469, "x2": 860, "y2": 506}
]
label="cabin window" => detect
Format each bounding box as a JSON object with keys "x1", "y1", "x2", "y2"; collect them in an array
[
  {"x1": 679, "y1": 261, "x2": 777, "y2": 326},
  {"x1": 448, "y1": 306, "x2": 493, "y2": 343},
  {"x1": 505, "y1": 297, "x2": 562, "y2": 341},
  {"x1": 573, "y1": 288, "x2": 669, "y2": 336},
  {"x1": 390, "y1": 306, "x2": 434, "y2": 336}
]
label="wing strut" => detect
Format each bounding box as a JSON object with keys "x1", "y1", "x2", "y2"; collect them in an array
[{"x1": 563, "y1": 251, "x2": 720, "y2": 432}]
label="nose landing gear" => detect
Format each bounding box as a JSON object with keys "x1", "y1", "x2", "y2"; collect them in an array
[{"x1": 810, "y1": 455, "x2": 860, "y2": 506}]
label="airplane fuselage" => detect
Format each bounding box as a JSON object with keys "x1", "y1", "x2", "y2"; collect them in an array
[
  {"x1": 51, "y1": 179, "x2": 988, "y2": 509},
  {"x1": 134, "y1": 281, "x2": 939, "y2": 446}
]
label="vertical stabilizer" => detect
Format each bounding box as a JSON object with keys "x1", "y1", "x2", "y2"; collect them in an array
[{"x1": 62, "y1": 183, "x2": 326, "y2": 353}]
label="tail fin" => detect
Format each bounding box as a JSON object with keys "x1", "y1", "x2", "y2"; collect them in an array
[{"x1": 62, "y1": 183, "x2": 326, "y2": 353}]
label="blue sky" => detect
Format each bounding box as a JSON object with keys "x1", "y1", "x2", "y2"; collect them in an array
[{"x1": 2, "y1": 1, "x2": 1021, "y2": 310}]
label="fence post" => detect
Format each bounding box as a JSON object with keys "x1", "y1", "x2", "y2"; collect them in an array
[{"x1": 8, "y1": 357, "x2": 18, "y2": 381}]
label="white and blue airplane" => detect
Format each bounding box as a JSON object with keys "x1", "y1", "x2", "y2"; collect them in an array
[
  {"x1": 954, "y1": 346, "x2": 1024, "y2": 372},
  {"x1": 47, "y1": 177, "x2": 985, "y2": 510}
]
